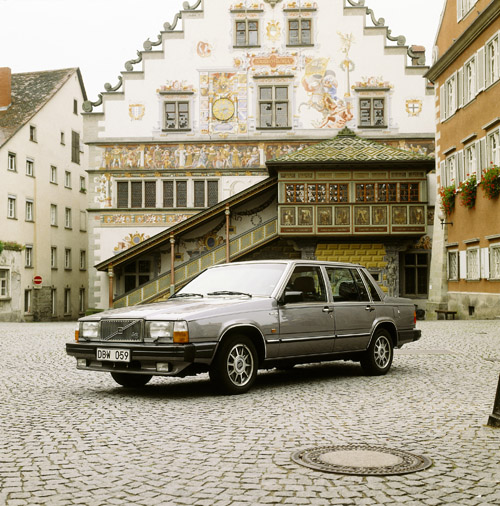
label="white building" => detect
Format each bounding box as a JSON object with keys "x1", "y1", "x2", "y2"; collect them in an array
[
  {"x1": 0, "y1": 67, "x2": 89, "y2": 321},
  {"x1": 82, "y1": 0, "x2": 436, "y2": 310}
]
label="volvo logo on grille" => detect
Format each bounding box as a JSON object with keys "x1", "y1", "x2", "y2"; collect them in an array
[{"x1": 117, "y1": 327, "x2": 124, "y2": 334}]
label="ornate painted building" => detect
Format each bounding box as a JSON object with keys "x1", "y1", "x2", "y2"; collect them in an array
[{"x1": 82, "y1": 0, "x2": 435, "y2": 310}]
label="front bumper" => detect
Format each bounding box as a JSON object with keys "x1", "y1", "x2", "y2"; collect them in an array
[{"x1": 66, "y1": 341, "x2": 217, "y2": 376}]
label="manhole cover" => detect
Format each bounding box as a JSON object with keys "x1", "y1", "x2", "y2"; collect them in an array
[{"x1": 292, "y1": 444, "x2": 432, "y2": 476}]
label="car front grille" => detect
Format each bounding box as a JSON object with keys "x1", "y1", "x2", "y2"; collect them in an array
[{"x1": 100, "y1": 319, "x2": 143, "y2": 342}]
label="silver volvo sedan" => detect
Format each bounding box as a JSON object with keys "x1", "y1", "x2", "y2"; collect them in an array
[{"x1": 66, "y1": 260, "x2": 421, "y2": 394}]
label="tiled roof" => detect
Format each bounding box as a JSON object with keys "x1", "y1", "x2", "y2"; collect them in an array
[
  {"x1": 0, "y1": 68, "x2": 80, "y2": 148},
  {"x1": 267, "y1": 127, "x2": 434, "y2": 164}
]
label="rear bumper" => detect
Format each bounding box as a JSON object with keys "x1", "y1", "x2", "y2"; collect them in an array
[
  {"x1": 66, "y1": 341, "x2": 217, "y2": 376},
  {"x1": 398, "y1": 328, "x2": 421, "y2": 347}
]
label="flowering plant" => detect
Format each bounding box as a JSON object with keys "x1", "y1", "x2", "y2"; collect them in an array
[
  {"x1": 457, "y1": 174, "x2": 477, "y2": 209},
  {"x1": 438, "y1": 184, "x2": 456, "y2": 216},
  {"x1": 481, "y1": 164, "x2": 500, "y2": 199}
]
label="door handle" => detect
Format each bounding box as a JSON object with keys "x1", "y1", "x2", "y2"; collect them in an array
[{"x1": 365, "y1": 305, "x2": 375, "y2": 312}]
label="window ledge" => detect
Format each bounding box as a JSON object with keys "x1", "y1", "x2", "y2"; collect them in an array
[
  {"x1": 0, "y1": 296, "x2": 12, "y2": 301},
  {"x1": 286, "y1": 44, "x2": 315, "y2": 48},
  {"x1": 357, "y1": 125, "x2": 388, "y2": 129},
  {"x1": 256, "y1": 126, "x2": 293, "y2": 130},
  {"x1": 233, "y1": 45, "x2": 261, "y2": 49},
  {"x1": 161, "y1": 129, "x2": 192, "y2": 132}
]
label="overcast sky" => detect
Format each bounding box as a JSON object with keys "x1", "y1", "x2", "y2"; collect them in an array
[{"x1": 0, "y1": 0, "x2": 445, "y2": 101}]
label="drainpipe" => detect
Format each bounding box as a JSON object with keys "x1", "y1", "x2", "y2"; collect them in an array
[
  {"x1": 107, "y1": 266, "x2": 114, "y2": 309},
  {"x1": 225, "y1": 206, "x2": 230, "y2": 263},
  {"x1": 170, "y1": 235, "x2": 175, "y2": 296}
]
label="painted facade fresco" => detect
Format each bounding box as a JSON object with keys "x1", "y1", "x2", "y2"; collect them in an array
[{"x1": 99, "y1": 141, "x2": 312, "y2": 170}]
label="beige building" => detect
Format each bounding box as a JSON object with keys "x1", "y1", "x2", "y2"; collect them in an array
[
  {"x1": 427, "y1": 0, "x2": 500, "y2": 319},
  {"x1": 0, "y1": 67, "x2": 89, "y2": 321}
]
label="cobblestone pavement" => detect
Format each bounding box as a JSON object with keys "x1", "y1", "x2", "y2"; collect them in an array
[{"x1": 0, "y1": 321, "x2": 499, "y2": 506}]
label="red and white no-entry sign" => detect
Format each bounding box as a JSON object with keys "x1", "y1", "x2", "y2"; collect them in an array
[{"x1": 33, "y1": 275, "x2": 42, "y2": 285}]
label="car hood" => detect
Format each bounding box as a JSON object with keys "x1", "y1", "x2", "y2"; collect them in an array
[{"x1": 81, "y1": 297, "x2": 271, "y2": 321}]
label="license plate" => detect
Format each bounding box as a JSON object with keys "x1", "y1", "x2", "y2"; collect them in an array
[{"x1": 96, "y1": 348, "x2": 130, "y2": 363}]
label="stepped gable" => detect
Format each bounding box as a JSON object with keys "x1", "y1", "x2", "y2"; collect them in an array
[
  {"x1": 0, "y1": 68, "x2": 83, "y2": 147},
  {"x1": 267, "y1": 128, "x2": 434, "y2": 165}
]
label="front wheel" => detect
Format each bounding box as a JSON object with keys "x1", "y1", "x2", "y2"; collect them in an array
[
  {"x1": 210, "y1": 335, "x2": 258, "y2": 394},
  {"x1": 360, "y1": 329, "x2": 393, "y2": 376},
  {"x1": 110, "y1": 372, "x2": 152, "y2": 388}
]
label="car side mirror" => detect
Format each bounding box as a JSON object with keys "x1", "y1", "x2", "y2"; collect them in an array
[{"x1": 279, "y1": 290, "x2": 303, "y2": 305}]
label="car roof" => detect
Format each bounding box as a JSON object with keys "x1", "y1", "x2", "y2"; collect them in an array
[{"x1": 208, "y1": 259, "x2": 363, "y2": 269}]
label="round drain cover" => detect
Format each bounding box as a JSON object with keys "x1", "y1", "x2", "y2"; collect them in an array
[{"x1": 292, "y1": 444, "x2": 432, "y2": 476}]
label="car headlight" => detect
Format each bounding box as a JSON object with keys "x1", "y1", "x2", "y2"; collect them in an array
[
  {"x1": 146, "y1": 321, "x2": 174, "y2": 342},
  {"x1": 145, "y1": 321, "x2": 189, "y2": 343},
  {"x1": 80, "y1": 321, "x2": 100, "y2": 340}
]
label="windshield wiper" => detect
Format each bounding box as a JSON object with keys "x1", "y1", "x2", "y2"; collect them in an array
[
  {"x1": 207, "y1": 291, "x2": 252, "y2": 298},
  {"x1": 171, "y1": 293, "x2": 204, "y2": 298}
]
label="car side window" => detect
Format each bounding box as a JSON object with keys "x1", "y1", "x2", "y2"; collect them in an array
[
  {"x1": 350, "y1": 269, "x2": 370, "y2": 302},
  {"x1": 360, "y1": 270, "x2": 382, "y2": 302},
  {"x1": 326, "y1": 267, "x2": 368, "y2": 302},
  {"x1": 286, "y1": 266, "x2": 327, "y2": 302}
]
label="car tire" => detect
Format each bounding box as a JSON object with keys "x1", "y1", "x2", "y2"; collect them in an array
[
  {"x1": 110, "y1": 372, "x2": 152, "y2": 387},
  {"x1": 360, "y1": 329, "x2": 393, "y2": 376},
  {"x1": 210, "y1": 335, "x2": 258, "y2": 394}
]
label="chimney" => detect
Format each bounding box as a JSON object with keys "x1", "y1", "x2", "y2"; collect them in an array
[
  {"x1": 410, "y1": 46, "x2": 426, "y2": 66},
  {"x1": 0, "y1": 67, "x2": 12, "y2": 110}
]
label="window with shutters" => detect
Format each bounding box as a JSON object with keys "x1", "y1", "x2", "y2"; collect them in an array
[
  {"x1": 445, "y1": 154, "x2": 457, "y2": 186},
  {"x1": 487, "y1": 130, "x2": 500, "y2": 166},
  {"x1": 489, "y1": 244, "x2": 500, "y2": 280},
  {"x1": 464, "y1": 57, "x2": 476, "y2": 104},
  {"x1": 258, "y1": 85, "x2": 290, "y2": 129},
  {"x1": 447, "y1": 250, "x2": 459, "y2": 281},
  {"x1": 71, "y1": 131, "x2": 80, "y2": 164},
  {"x1": 457, "y1": 0, "x2": 478, "y2": 21},
  {"x1": 0, "y1": 269, "x2": 10, "y2": 298},
  {"x1": 464, "y1": 143, "x2": 477, "y2": 177},
  {"x1": 486, "y1": 35, "x2": 499, "y2": 87},
  {"x1": 466, "y1": 247, "x2": 480, "y2": 280}
]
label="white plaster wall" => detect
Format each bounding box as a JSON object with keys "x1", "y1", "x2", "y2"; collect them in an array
[{"x1": 94, "y1": 0, "x2": 434, "y2": 140}]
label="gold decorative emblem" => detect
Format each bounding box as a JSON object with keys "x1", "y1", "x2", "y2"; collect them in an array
[
  {"x1": 405, "y1": 99, "x2": 422, "y2": 117},
  {"x1": 213, "y1": 98, "x2": 235, "y2": 121},
  {"x1": 129, "y1": 104, "x2": 145, "y2": 121},
  {"x1": 266, "y1": 20, "x2": 281, "y2": 41}
]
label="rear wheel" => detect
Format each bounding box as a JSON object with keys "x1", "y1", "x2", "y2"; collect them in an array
[
  {"x1": 360, "y1": 329, "x2": 393, "y2": 376},
  {"x1": 210, "y1": 335, "x2": 258, "y2": 394},
  {"x1": 110, "y1": 372, "x2": 152, "y2": 388}
]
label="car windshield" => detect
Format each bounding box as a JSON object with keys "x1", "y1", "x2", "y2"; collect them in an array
[{"x1": 176, "y1": 263, "x2": 287, "y2": 297}]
